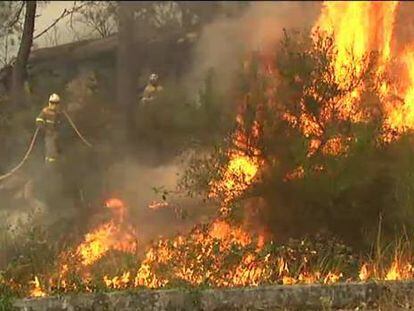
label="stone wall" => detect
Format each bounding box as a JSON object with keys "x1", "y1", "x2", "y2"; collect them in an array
[{"x1": 12, "y1": 280, "x2": 414, "y2": 310}]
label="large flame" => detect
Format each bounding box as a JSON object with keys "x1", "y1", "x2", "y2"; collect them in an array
[
  {"x1": 315, "y1": 1, "x2": 398, "y2": 84},
  {"x1": 386, "y1": 49, "x2": 414, "y2": 131},
  {"x1": 76, "y1": 198, "x2": 137, "y2": 266},
  {"x1": 208, "y1": 115, "x2": 261, "y2": 215},
  {"x1": 314, "y1": 1, "x2": 414, "y2": 137}
]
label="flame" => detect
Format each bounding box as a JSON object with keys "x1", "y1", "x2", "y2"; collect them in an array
[
  {"x1": 315, "y1": 1, "x2": 398, "y2": 85},
  {"x1": 104, "y1": 272, "x2": 131, "y2": 289},
  {"x1": 148, "y1": 201, "x2": 169, "y2": 209},
  {"x1": 313, "y1": 1, "x2": 414, "y2": 139},
  {"x1": 284, "y1": 166, "x2": 305, "y2": 182},
  {"x1": 324, "y1": 272, "x2": 343, "y2": 284},
  {"x1": 209, "y1": 220, "x2": 251, "y2": 247},
  {"x1": 313, "y1": 1, "x2": 402, "y2": 131},
  {"x1": 16, "y1": 1, "x2": 414, "y2": 299},
  {"x1": 359, "y1": 263, "x2": 370, "y2": 281},
  {"x1": 385, "y1": 260, "x2": 401, "y2": 281},
  {"x1": 133, "y1": 220, "x2": 262, "y2": 288},
  {"x1": 76, "y1": 222, "x2": 137, "y2": 266},
  {"x1": 29, "y1": 276, "x2": 46, "y2": 298},
  {"x1": 221, "y1": 155, "x2": 258, "y2": 194},
  {"x1": 209, "y1": 150, "x2": 260, "y2": 214},
  {"x1": 76, "y1": 198, "x2": 137, "y2": 266},
  {"x1": 358, "y1": 258, "x2": 414, "y2": 282},
  {"x1": 386, "y1": 49, "x2": 414, "y2": 132},
  {"x1": 385, "y1": 258, "x2": 413, "y2": 281}
]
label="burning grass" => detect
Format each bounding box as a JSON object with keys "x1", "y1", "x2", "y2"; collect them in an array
[
  {"x1": 4, "y1": 0, "x2": 414, "y2": 304},
  {"x1": 1, "y1": 196, "x2": 414, "y2": 300},
  {"x1": 3, "y1": 216, "x2": 414, "y2": 300}
]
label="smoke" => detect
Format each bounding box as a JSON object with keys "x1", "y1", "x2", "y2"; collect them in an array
[
  {"x1": 0, "y1": 2, "x2": 324, "y2": 263},
  {"x1": 62, "y1": 1, "x2": 322, "y2": 242},
  {"x1": 103, "y1": 156, "x2": 215, "y2": 243},
  {"x1": 184, "y1": 1, "x2": 321, "y2": 99}
]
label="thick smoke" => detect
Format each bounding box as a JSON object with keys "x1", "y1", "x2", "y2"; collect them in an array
[
  {"x1": 104, "y1": 156, "x2": 215, "y2": 243},
  {"x1": 1, "y1": 2, "x2": 323, "y2": 255},
  {"x1": 184, "y1": 1, "x2": 321, "y2": 99}
]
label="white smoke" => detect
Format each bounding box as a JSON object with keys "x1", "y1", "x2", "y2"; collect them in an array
[{"x1": 184, "y1": 1, "x2": 321, "y2": 99}]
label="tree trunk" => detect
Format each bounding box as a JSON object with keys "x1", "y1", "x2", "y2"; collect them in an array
[
  {"x1": 117, "y1": 2, "x2": 135, "y2": 109},
  {"x1": 117, "y1": 1, "x2": 136, "y2": 140},
  {"x1": 11, "y1": 1, "x2": 36, "y2": 107}
]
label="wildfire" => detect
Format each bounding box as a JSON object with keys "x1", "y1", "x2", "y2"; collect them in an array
[
  {"x1": 148, "y1": 201, "x2": 169, "y2": 209},
  {"x1": 13, "y1": 0, "x2": 414, "y2": 300},
  {"x1": 221, "y1": 155, "x2": 258, "y2": 194},
  {"x1": 385, "y1": 259, "x2": 413, "y2": 281},
  {"x1": 76, "y1": 198, "x2": 137, "y2": 266},
  {"x1": 208, "y1": 149, "x2": 260, "y2": 215},
  {"x1": 314, "y1": 1, "x2": 414, "y2": 138},
  {"x1": 359, "y1": 263, "x2": 370, "y2": 282},
  {"x1": 386, "y1": 49, "x2": 414, "y2": 132},
  {"x1": 76, "y1": 222, "x2": 137, "y2": 266},
  {"x1": 104, "y1": 272, "x2": 131, "y2": 289},
  {"x1": 29, "y1": 276, "x2": 46, "y2": 298},
  {"x1": 315, "y1": 1, "x2": 398, "y2": 85},
  {"x1": 208, "y1": 113, "x2": 261, "y2": 216}
]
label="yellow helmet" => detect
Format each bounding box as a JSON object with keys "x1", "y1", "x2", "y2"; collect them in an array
[{"x1": 49, "y1": 93, "x2": 60, "y2": 103}]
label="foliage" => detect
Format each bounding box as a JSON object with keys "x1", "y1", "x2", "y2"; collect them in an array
[
  {"x1": 133, "y1": 71, "x2": 233, "y2": 158},
  {"x1": 0, "y1": 277, "x2": 14, "y2": 311},
  {"x1": 0, "y1": 1, "x2": 24, "y2": 66},
  {"x1": 71, "y1": 1, "x2": 249, "y2": 40},
  {"x1": 180, "y1": 28, "x2": 414, "y2": 248},
  {"x1": 72, "y1": 1, "x2": 118, "y2": 40},
  {"x1": 254, "y1": 30, "x2": 414, "y2": 246}
]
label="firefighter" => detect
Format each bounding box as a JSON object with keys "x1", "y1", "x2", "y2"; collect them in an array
[
  {"x1": 35, "y1": 93, "x2": 63, "y2": 164},
  {"x1": 140, "y1": 73, "x2": 163, "y2": 106}
]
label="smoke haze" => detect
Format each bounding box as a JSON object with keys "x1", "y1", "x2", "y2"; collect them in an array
[{"x1": 185, "y1": 1, "x2": 321, "y2": 98}]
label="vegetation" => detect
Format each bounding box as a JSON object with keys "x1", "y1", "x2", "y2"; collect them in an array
[
  {"x1": 1, "y1": 3, "x2": 414, "y2": 311},
  {"x1": 182, "y1": 29, "x2": 414, "y2": 249}
]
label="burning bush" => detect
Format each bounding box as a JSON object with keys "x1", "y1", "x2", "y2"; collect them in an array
[
  {"x1": 181, "y1": 6, "x2": 414, "y2": 248},
  {"x1": 5, "y1": 1, "x2": 414, "y2": 303}
]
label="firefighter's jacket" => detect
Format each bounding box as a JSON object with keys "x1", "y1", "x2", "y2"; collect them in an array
[
  {"x1": 141, "y1": 84, "x2": 163, "y2": 105},
  {"x1": 36, "y1": 107, "x2": 63, "y2": 162},
  {"x1": 36, "y1": 107, "x2": 62, "y2": 133}
]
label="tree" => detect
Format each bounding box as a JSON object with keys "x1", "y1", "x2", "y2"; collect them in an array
[
  {"x1": 181, "y1": 28, "x2": 414, "y2": 248},
  {"x1": 11, "y1": 1, "x2": 36, "y2": 107},
  {"x1": 72, "y1": 1, "x2": 117, "y2": 40},
  {"x1": 0, "y1": 1, "x2": 24, "y2": 67},
  {"x1": 117, "y1": 1, "x2": 136, "y2": 139}
]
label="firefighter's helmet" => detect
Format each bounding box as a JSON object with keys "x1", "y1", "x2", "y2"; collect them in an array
[
  {"x1": 149, "y1": 73, "x2": 159, "y2": 83},
  {"x1": 49, "y1": 93, "x2": 60, "y2": 103}
]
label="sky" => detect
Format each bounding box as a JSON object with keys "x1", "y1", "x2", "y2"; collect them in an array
[{"x1": 34, "y1": 1, "x2": 80, "y2": 48}]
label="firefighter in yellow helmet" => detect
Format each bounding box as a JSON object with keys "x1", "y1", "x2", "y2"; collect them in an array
[
  {"x1": 140, "y1": 73, "x2": 163, "y2": 106},
  {"x1": 35, "y1": 93, "x2": 63, "y2": 163}
]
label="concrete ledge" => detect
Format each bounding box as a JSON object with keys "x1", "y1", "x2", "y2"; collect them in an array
[{"x1": 12, "y1": 281, "x2": 414, "y2": 310}]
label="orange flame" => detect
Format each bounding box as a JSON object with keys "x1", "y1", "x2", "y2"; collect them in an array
[
  {"x1": 29, "y1": 276, "x2": 46, "y2": 298},
  {"x1": 359, "y1": 263, "x2": 370, "y2": 281},
  {"x1": 104, "y1": 272, "x2": 131, "y2": 289},
  {"x1": 315, "y1": 1, "x2": 398, "y2": 85},
  {"x1": 76, "y1": 198, "x2": 137, "y2": 266},
  {"x1": 386, "y1": 49, "x2": 414, "y2": 132}
]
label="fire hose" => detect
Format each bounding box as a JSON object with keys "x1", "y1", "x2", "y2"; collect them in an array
[
  {"x1": 0, "y1": 111, "x2": 92, "y2": 182},
  {"x1": 0, "y1": 126, "x2": 40, "y2": 181},
  {"x1": 63, "y1": 110, "x2": 93, "y2": 148}
]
